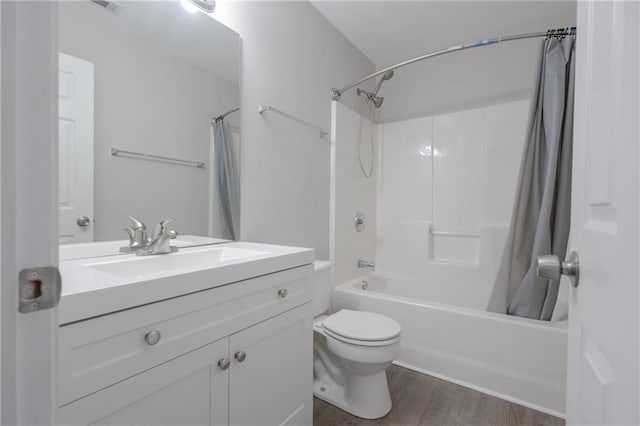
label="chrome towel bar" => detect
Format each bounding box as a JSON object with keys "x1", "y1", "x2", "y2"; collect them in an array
[
  {"x1": 110, "y1": 147, "x2": 205, "y2": 169},
  {"x1": 258, "y1": 104, "x2": 328, "y2": 138}
]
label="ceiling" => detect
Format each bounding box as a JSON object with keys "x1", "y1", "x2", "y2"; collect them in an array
[{"x1": 311, "y1": 1, "x2": 577, "y2": 69}]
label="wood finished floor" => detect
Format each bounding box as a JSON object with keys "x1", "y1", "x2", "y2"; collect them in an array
[{"x1": 313, "y1": 365, "x2": 564, "y2": 426}]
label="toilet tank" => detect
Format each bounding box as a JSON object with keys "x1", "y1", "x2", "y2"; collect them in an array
[{"x1": 312, "y1": 260, "x2": 333, "y2": 316}]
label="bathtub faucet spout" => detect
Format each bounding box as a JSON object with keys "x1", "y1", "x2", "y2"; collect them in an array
[{"x1": 357, "y1": 260, "x2": 375, "y2": 270}]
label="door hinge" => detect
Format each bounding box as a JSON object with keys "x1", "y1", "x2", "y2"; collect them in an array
[{"x1": 19, "y1": 266, "x2": 61, "y2": 313}]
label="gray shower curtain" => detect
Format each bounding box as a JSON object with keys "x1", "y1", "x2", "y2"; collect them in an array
[
  {"x1": 487, "y1": 36, "x2": 575, "y2": 321},
  {"x1": 213, "y1": 119, "x2": 240, "y2": 240}
]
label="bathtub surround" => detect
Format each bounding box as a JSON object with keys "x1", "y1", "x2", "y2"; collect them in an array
[
  {"x1": 335, "y1": 99, "x2": 530, "y2": 310},
  {"x1": 488, "y1": 37, "x2": 576, "y2": 320},
  {"x1": 212, "y1": 119, "x2": 240, "y2": 240}
]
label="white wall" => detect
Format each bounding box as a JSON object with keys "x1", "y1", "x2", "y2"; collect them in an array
[
  {"x1": 214, "y1": 1, "x2": 374, "y2": 260},
  {"x1": 58, "y1": 2, "x2": 239, "y2": 240},
  {"x1": 376, "y1": 99, "x2": 529, "y2": 309}
]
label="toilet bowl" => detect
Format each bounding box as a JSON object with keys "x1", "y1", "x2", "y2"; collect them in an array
[{"x1": 312, "y1": 261, "x2": 401, "y2": 419}]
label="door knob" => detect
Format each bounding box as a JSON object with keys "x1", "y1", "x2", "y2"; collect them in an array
[
  {"x1": 77, "y1": 216, "x2": 91, "y2": 227},
  {"x1": 234, "y1": 351, "x2": 246, "y2": 362},
  {"x1": 536, "y1": 251, "x2": 579, "y2": 287}
]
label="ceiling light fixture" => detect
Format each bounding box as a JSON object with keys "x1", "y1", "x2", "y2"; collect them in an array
[
  {"x1": 180, "y1": 0, "x2": 199, "y2": 13},
  {"x1": 182, "y1": 0, "x2": 216, "y2": 14}
]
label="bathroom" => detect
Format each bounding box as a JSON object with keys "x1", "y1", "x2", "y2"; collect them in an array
[{"x1": 1, "y1": 1, "x2": 638, "y2": 425}]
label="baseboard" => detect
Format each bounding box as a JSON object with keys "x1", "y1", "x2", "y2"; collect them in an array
[{"x1": 392, "y1": 360, "x2": 566, "y2": 420}]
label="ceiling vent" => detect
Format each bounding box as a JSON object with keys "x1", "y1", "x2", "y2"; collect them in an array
[{"x1": 89, "y1": 0, "x2": 122, "y2": 15}]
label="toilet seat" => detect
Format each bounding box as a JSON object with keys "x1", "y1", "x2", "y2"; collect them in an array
[{"x1": 321, "y1": 310, "x2": 401, "y2": 347}]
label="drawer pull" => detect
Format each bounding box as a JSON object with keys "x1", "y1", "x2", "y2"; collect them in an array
[
  {"x1": 277, "y1": 289, "x2": 288, "y2": 298},
  {"x1": 234, "y1": 351, "x2": 247, "y2": 362},
  {"x1": 144, "y1": 330, "x2": 161, "y2": 346},
  {"x1": 218, "y1": 358, "x2": 230, "y2": 371}
]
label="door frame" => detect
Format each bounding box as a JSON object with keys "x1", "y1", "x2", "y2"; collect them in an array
[{"x1": 1, "y1": 2, "x2": 58, "y2": 424}]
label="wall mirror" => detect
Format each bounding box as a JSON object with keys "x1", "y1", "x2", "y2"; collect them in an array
[{"x1": 57, "y1": 0, "x2": 240, "y2": 252}]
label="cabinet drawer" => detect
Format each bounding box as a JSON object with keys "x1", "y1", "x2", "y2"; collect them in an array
[{"x1": 59, "y1": 265, "x2": 312, "y2": 406}]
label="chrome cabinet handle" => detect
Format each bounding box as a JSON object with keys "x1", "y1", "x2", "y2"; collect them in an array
[
  {"x1": 76, "y1": 216, "x2": 91, "y2": 227},
  {"x1": 144, "y1": 330, "x2": 161, "y2": 346},
  {"x1": 536, "y1": 251, "x2": 580, "y2": 287},
  {"x1": 277, "y1": 289, "x2": 288, "y2": 298},
  {"x1": 234, "y1": 351, "x2": 246, "y2": 362},
  {"x1": 218, "y1": 358, "x2": 230, "y2": 371}
]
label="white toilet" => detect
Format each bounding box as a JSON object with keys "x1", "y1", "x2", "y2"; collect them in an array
[{"x1": 312, "y1": 261, "x2": 402, "y2": 419}]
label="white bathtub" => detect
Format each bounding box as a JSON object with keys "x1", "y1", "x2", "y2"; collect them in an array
[{"x1": 332, "y1": 274, "x2": 568, "y2": 417}]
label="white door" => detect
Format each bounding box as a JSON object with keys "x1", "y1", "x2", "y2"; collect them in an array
[
  {"x1": 0, "y1": 2, "x2": 59, "y2": 424},
  {"x1": 566, "y1": 1, "x2": 639, "y2": 424},
  {"x1": 58, "y1": 52, "x2": 94, "y2": 243}
]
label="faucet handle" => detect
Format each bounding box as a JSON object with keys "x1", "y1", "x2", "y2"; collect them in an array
[
  {"x1": 151, "y1": 218, "x2": 174, "y2": 240},
  {"x1": 158, "y1": 218, "x2": 173, "y2": 235},
  {"x1": 159, "y1": 218, "x2": 173, "y2": 231},
  {"x1": 128, "y1": 216, "x2": 146, "y2": 230}
]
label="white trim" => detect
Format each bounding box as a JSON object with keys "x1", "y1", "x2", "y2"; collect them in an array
[
  {"x1": 392, "y1": 360, "x2": 566, "y2": 420},
  {"x1": 1, "y1": 2, "x2": 58, "y2": 424}
]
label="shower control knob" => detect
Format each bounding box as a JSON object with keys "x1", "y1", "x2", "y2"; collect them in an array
[
  {"x1": 536, "y1": 251, "x2": 579, "y2": 287},
  {"x1": 234, "y1": 351, "x2": 246, "y2": 362}
]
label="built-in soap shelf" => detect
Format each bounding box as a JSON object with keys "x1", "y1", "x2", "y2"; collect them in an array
[{"x1": 427, "y1": 223, "x2": 481, "y2": 266}]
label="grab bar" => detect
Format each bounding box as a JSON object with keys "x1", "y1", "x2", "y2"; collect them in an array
[{"x1": 428, "y1": 224, "x2": 479, "y2": 238}]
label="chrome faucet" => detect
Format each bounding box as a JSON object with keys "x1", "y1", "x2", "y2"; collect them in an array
[
  {"x1": 139, "y1": 219, "x2": 178, "y2": 256},
  {"x1": 120, "y1": 216, "x2": 177, "y2": 255},
  {"x1": 357, "y1": 260, "x2": 375, "y2": 270}
]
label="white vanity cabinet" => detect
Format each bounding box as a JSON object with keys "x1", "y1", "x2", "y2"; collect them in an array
[{"x1": 57, "y1": 264, "x2": 313, "y2": 425}]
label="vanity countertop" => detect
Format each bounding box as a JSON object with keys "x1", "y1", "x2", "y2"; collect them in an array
[
  {"x1": 59, "y1": 241, "x2": 315, "y2": 325},
  {"x1": 59, "y1": 235, "x2": 230, "y2": 261}
]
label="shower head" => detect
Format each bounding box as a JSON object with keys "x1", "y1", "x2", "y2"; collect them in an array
[
  {"x1": 372, "y1": 70, "x2": 394, "y2": 96},
  {"x1": 356, "y1": 70, "x2": 394, "y2": 108},
  {"x1": 356, "y1": 88, "x2": 385, "y2": 108}
]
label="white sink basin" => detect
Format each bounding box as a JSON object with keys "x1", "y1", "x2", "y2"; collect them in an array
[{"x1": 86, "y1": 246, "x2": 266, "y2": 278}]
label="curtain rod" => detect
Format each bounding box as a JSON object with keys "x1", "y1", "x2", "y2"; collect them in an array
[
  {"x1": 213, "y1": 107, "x2": 240, "y2": 122},
  {"x1": 331, "y1": 27, "x2": 576, "y2": 101}
]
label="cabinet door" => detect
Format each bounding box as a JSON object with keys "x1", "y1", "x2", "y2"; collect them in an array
[
  {"x1": 229, "y1": 305, "x2": 313, "y2": 426},
  {"x1": 58, "y1": 339, "x2": 229, "y2": 425}
]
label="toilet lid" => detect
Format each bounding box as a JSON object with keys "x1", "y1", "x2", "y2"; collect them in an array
[{"x1": 322, "y1": 309, "x2": 401, "y2": 342}]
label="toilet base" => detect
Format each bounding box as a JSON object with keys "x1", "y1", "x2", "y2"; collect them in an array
[{"x1": 313, "y1": 371, "x2": 392, "y2": 420}]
